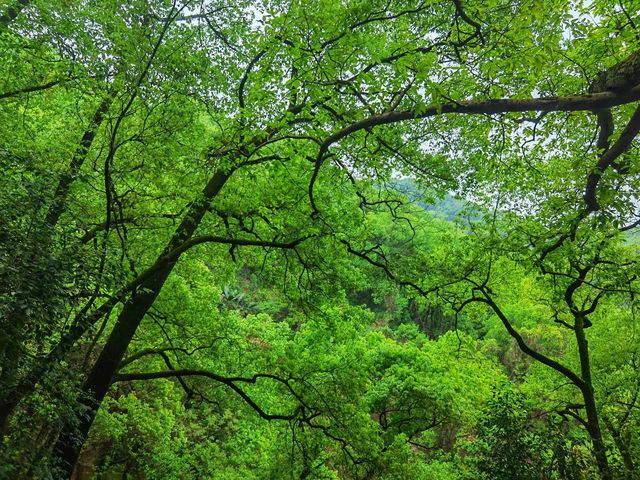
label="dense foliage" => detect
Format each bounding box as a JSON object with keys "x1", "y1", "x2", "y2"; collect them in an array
[{"x1": 1, "y1": 0, "x2": 640, "y2": 479}]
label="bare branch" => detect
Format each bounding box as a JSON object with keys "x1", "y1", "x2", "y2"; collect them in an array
[
  {"x1": 113, "y1": 369, "x2": 299, "y2": 421},
  {"x1": 584, "y1": 105, "x2": 640, "y2": 211},
  {"x1": 471, "y1": 288, "x2": 587, "y2": 391},
  {"x1": 308, "y1": 86, "x2": 640, "y2": 214},
  {"x1": 0, "y1": 79, "x2": 66, "y2": 99}
]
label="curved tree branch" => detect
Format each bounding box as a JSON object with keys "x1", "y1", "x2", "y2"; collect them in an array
[
  {"x1": 308, "y1": 86, "x2": 640, "y2": 214},
  {"x1": 584, "y1": 105, "x2": 640, "y2": 211},
  {"x1": 0, "y1": 79, "x2": 65, "y2": 99},
  {"x1": 471, "y1": 289, "x2": 587, "y2": 391},
  {"x1": 113, "y1": 369, "x2": 299, "y2": 421}
]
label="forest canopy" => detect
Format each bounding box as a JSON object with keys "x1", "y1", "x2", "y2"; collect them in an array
[{"x1": 1, "y1": 0, "x2": 640, "y2": 479}]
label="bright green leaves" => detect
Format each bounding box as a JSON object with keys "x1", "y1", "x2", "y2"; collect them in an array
[
  {"x1": 4, "y1": 0, "x2": 640, "y2": 478},
  {"x1": 467, "y1": 384, "x2": 554, "y2": 480}
]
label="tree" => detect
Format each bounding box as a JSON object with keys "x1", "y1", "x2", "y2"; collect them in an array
[
  {"x1": 407, "y1": 206, "x2": 640, "y2": 480},
  {"x1": 2, "y1": 0, "x2": 640, "y2": 478}
]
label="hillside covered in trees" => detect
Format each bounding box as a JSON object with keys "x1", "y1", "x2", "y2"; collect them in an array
[{"x1": 1, "y1": 1, "x2": 640, "y2": 479}]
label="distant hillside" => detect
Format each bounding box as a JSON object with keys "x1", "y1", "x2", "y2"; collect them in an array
[
  {"x1": 389, "y1": 178, "x2": 468, "y2": 222},
  {"x1": 626, "y1": 227, "x2": 640, "y2": 245}
]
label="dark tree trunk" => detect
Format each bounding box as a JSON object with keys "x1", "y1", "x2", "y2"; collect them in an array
[
  {"x1": 44, "y1": 96, "x2": 113, "y2": 228},
  {"x1": 0, "y1": 397, "x2": 18, "y2": 437},
  {"x1": 575, "y1": 316, "x2": 612, "y2": 480},
  {"x1": 481, "y1": 292, "x2": 613, "y2": 480},
  {"x1": 56, "y1": 271, "x2": 170, "y2": 476},
  {"x1": 54, "y1": 169, "x2": 232, "y2": 477}
]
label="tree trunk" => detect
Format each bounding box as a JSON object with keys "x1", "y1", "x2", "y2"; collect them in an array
[
  {"x1": 0, "y1": 397, "x2": 18, "y2": 437},
  {"x1": 480, "y1": 292, "x2": 613, "y2": 480},
  {"x1": 53, "y1": 169, "x2": 232, "y2": 477},
  {"x1": 45, "y1": 95, "x2": 113, "y2": 228},
  {"x1": 56, "y1": 270, "x2": 170, "y2": 476},
  {"x1": 575, "y1": 316, "x2": 612, "y2": 480}
]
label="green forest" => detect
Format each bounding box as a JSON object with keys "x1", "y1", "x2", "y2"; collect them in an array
[{"x1": 1, "y1": 0, "x2": 640, "y2": 479}]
